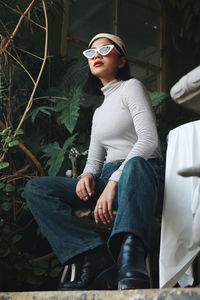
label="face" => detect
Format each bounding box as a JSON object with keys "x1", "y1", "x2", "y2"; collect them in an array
[{"x1": 87, "y1": 38, "x2": 126, "y2": 86}]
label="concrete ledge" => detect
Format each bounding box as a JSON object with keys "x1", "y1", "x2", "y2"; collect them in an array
[{"x1": 1, "y1": 289, "x2": 200, "y2": 300}]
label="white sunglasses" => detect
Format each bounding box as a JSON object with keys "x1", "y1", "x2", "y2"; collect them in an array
[{"x1": 82, "y1": 44, "x2": 120, "y2": 59}]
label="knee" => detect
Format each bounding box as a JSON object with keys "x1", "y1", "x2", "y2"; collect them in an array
[
  {"x1": 119, "y1": 157, "x2": 146, "y2": 185},
  {"x1": 124, "y1": 156, "x2": 146, "y2": 173},
  {"x1": 24, "y1": 177, "x2": 44, "y2": 203}
]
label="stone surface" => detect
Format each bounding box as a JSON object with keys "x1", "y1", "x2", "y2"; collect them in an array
[{"x1": 1, "y1": 289, "x2": 200, "y2": 300}]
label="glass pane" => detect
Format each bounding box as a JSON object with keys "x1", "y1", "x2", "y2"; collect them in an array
[
  {"x1": 67, "y1": 42, "x2": 85, "y2": 61},
  {"x1": 67, "y1": 42, "x2": 88, "y2": 81},
  {"x1": 129, "y1": 63, "x2": 159, "y2": 91},
  {"x1": 134, "y1": 0, "x2": 159, "y2": 10},
  {"x1": 118, "y1": 0, "x2": 160, "y2": 66},
  {"x1": 69, "y1": 0, "x2": 114, "y2": 43}
]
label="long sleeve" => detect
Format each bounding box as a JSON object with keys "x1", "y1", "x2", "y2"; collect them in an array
[
  {"x1": 82, "y1": 113, "x2": 106, "y2": 178},
  {"x1": 109, "y1": 80, "x2": 160, "y2": 182}
]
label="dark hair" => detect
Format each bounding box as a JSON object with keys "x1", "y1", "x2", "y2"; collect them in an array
[{"x1": 82, "y1": 39, "x2": 132, "y2": 96}]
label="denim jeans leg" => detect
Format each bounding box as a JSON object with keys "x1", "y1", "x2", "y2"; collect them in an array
[
  {"x1": 24, "y1": 176, "x2": 106, "y2": 264},
  {"x1": 108, "y1": 156, "x2": 164, "y2": 259}
]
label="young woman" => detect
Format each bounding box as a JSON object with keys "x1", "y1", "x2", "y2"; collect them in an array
[{"x1": 24, "y1": 33, "x2": 164, "y2": 290}]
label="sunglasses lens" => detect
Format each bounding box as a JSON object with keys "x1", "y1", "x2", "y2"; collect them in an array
[
  {"x1": 84, "y1": 49, "x2": 96, "y2": 58},
  {"x1": 83, "y1": 45, "x2": 114, "y2": 58},
  {"x1": 99, "y1": 45, "x2": 112, "y2": 55}
]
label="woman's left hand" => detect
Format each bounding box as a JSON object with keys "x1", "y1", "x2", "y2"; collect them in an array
[{"x1": 94, "y1": 180, "x2": 118, "y2": 224}]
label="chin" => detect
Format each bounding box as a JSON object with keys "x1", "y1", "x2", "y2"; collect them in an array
[{"x1": 91, "y1": 70, "x2": 104, "y2": 78}]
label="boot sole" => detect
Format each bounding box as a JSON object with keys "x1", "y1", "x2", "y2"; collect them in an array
[
  {"x1": 88, "y1": 264, "x2": 117, "y2": 290},
  {"x1": 118, "y1": 277, "x2": 150, "y2": 290},
  {"x1": 60, "y1": 264, "x2": 117, "y2": 291}
]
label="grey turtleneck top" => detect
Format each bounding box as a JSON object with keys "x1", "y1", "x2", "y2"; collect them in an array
[{"x1": 83, "y1": 78, "x2": 162, "y2": 182}]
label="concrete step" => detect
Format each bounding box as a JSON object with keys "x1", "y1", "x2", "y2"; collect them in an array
[{"x1": 1, "y1": 289, "x2": 200, "y2": 300}]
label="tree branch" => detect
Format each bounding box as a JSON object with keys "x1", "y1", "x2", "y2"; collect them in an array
[
  {"x1": 15, "y1": 0, "x2": 48, "y2": 132},
  {"x1": 16, "y1": 47, "x2": 53, "y2": 61},
  {"x1": 0, "y1": 0, "x2": 36, "y2": 55},
  {"x1": 2, "y1": 0, "x2": 46, "y2": 30},
  {"x1": 5, "y1": 50, "x2": 35, "y2": 84},
  {"x1": 18, "y1": 142, "x2": 45, "y2": 176}
]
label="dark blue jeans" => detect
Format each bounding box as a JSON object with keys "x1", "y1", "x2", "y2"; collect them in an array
[{"x1": 24, "y1": 156, "x2": 164, "y2": 264}]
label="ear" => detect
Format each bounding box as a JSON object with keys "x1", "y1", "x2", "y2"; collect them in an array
[{"x1": 118, "y1": 56, "x2": 126, "y2": 69}]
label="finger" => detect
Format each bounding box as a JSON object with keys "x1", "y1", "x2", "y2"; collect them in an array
[
  {"x1": 94, "y1": 205, "x2": 100, "y2": 224},
  {"x1": 91, "y1": 179, "x2": 96, "y2": 194},
  {"x1": 85, "y1": 178, "x2": 93, "y2": 197},
  {"x1": 76, "y1": 181, "x2": 82, "y2": 198},
  {"x1": 79, "y1": 180, "x2": 89, "y2": 200},
  {"x1": 108, "y1": 201, "x2": 113, "y2": 220},
  {"x1": 102, "y1": 201, "x2": 111, "y2": 223},
  {"x1": 98, "y1": 204, "x2": 107, "y2": 225}
]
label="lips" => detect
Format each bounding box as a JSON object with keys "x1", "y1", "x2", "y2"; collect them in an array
[{"x1": 94, "y1": 61, "x2": 103, "y2": 67}]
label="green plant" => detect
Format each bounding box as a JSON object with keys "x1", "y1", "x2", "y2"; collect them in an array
[
  {"x1": 0, "y1": 0, "x2": 69, "y2": 291},
  {"x1": 0, "y1": 127, "x2": 24, "y2": 170},
  {"x1": 168, "y1": 0, "x2": 200, "y2": 56}
]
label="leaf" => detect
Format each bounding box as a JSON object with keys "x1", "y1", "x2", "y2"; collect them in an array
[
  {"x1": 15, "y1": 129, "x2": 24, "y2": 135},
  {"x1": 1, "y1": 127, "x2": 12, "y2": 135},
  {"x1": 149, "y1": 91, "x2": 168, "y2": 107},
  {"x1": 0, "y1": 182, "x2": 5, "y2": 189},
  {"x1": 0, "y1": 162, "x2": 9, "y2": 170},
  {"x1": 8, "y1": 140, "x2": 19, "y2": 147},
  {"x1": 1, "y1": 201, "x2": 12, "y2": 211},
  {"x1": 12, "y1": 234, "x2": 22, "y2": 244},
  {"x1": 15, "y1": 261, "x2": 24, "y2": 271},
  {"x1": 5, "y1": 136, "x2": 12, "y2": 143},
  {"x1": 33, "y1": 268, "x2": 46, "y2": 276},
  {"x1": 33, "y1": 260, "x2": 48, "y2": 269},
  {"x1": 0, "y1": 247, "x2": 10, "y2": 257},
  {"x1": 27, "y1": 106, "x2": 54, "y2": 123},
  {"x1": 51, "y1": 258, "x2": 59, "y2": 267},
  {"x1": 49, "y1": 266, "x2": 63, "y2": 277},
  {"x1": 5, "y1": 183, "x2": 15, "y2": 192},
  {"x1": 26, "y1": 274, "x2": 44, "y2": 285},
  {"x1": 41, "y1": 142, "x2": 63, "y2": 176},
  {"x1": 63, "y1": 134, "x2": 78, "y2": 151},
  {"x1": 53, "y1": 88, "x2": 82, "y2": 133},
  {"x1": 23, "y1": 203, "x2": 29, "y2": 210},
  {"x1": 3, "y1": 225, "x2": 11, "y2": 235},
  {"x1": 41, "y1": 134, "x2": 77, "y2": 176}
]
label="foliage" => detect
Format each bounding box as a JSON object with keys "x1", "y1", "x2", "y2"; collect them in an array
[
  {"x1": 41, "y1": 134, "x2": 77, "y2": 176},
  {"x1": 167, "y1": 0, "x2": 200, "y2": 55},
  {"x1": 149, "y1": 91, "x2": 168, "y2": 109},
  {"x1": 0, "y1": 0, "x2": 101, "y2": 290},
  {"x1": 0, "y1": 127, "x2": 24, "y2": 170},
  {"x1": 0, "y1": 0, "x2": 77, "y2": 291}
]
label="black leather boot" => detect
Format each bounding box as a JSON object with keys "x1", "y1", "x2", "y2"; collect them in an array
[
  {"x1": 117, "y1": 233, "x2": 150, "y2": 290},
  {"x1": 60, "y1": 246, "x2": 117, "y2": 290}
]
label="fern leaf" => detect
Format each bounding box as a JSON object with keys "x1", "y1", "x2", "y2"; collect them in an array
[
  {"x1": 26, "y1": 106, "x2": 54, "y2": 123},
  {"x1": 53, "y1": 88, "x2": 82, "y2": 133},
  {"x1": 41, "y1": 134, "x2": 77, "y2": 176},
  {"x1": 149, "y1": 91, "x2": 168, "y2": 107}
]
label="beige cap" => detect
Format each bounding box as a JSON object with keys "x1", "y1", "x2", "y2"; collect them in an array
[{"x1": 88, "y1": 33, "x2": 127, "y2": 56}]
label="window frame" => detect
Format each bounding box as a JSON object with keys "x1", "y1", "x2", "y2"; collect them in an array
[{"x1": 60, "y1": 0, "x2": 164, "y2": 91}]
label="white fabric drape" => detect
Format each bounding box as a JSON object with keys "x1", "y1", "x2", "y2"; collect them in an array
[{"x1": 159, "y1": 120, "x2": 200, "y2": 288}]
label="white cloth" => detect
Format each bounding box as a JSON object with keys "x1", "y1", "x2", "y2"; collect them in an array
[
  {"x1": 83, "y1": 78, "x2": 162, "y2": 182},
  {"x1": 170, "y1": 65, "x2": 200, "y2": 113},
  {"x1": 159, "y1": 120, "x2": 200, "y2": 288}
]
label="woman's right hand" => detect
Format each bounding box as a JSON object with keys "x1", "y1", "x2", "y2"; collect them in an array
[{"x1": 76, "y1": 172, "x2": 95, "y2": 201}]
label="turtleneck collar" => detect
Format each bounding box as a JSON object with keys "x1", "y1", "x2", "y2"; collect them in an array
[{"x1": 101, "y1": 79, "x2": 122, "y2": 97}]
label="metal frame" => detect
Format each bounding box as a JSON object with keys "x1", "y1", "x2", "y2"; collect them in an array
[{"x1": 59, "y1": 263, "x2": 76, "y2": 288}]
